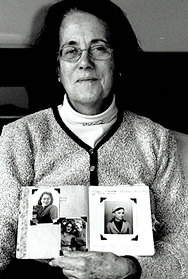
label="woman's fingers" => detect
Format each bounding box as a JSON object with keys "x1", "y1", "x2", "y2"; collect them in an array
[
  {"x1": 49, "y1": 253, "x2": 88, "y2": 270},
  {"x1": 49, "y1": 253, "x2": 89, "y2": 279},
  {"x1": 49, "y1": 257, "x2": 66, "y2": 268}
]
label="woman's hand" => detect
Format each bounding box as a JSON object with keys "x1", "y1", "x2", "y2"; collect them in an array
[{"x1": 49, "y1": 250, "x2": 140, "y2": 279}]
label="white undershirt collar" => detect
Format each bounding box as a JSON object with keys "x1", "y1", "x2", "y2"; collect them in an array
[{"x1": 58, "y1": 94, "x2": 118, "y2": 147}]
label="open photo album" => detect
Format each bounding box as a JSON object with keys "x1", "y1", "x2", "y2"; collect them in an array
[{"x1": 16, "y1": 184, "x2": 155, "y2": 259}]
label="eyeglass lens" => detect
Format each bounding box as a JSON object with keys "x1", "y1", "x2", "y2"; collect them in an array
[{"x1": 59, "y1": 45, "x2": 113, "y2": 61}]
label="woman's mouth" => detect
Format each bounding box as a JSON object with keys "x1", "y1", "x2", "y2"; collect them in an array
[{"x1": 77, "y1": 78, "x2": 98, "y2": 82}]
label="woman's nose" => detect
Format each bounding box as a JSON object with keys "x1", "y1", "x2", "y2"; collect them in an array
[{"x1": 78, "y1": 50, "x2": 94, "y2": 70}]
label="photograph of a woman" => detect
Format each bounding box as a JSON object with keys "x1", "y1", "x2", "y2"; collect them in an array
[
  {"x1": 106, "y1": 205, "x2": 133, "y2": 234},
  {"x1": 61, "y1": 220, "x2": 76, "y2": 252},
  {"x1": 32, "y1": 191, "x2": 58, "y2": 224},
  {"x1": 74, "y1": 218, "x2": 87, "y2": 251},
  {"x1": 60, "y1": 218, "x2": 87, "y2": 253}
]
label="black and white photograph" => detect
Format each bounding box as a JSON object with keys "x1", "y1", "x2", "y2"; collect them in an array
[
  {"x1": 104, "y1": 201, "x2": 133, "y2": 235},
  {"x1": 31, "y1": 188, "x2": 59, "y2": 225},
  {"x1": 0, "y1": 0, "x2": 188, "y2": 278},
  {"x1": 60, "y1": 217, "x2": 87, "y2": 253}
]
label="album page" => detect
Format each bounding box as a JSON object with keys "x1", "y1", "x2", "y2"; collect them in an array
[
  {"x1": 16, "y1": 185, "x2": 89, "y2": 259},
  {"x1": 89, "y1": 184, "x2": 155, "y2": 256}
]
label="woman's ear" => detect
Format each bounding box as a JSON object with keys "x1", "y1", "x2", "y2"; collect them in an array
[{"x1": 56, "y1": 56, "x2": 61, "y2": 82}]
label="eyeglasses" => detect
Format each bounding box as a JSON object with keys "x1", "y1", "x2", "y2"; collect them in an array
[{"x1": 57, "y1": 44, "x2": 113, "y2": 62}]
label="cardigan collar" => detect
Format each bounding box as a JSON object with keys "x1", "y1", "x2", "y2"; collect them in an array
[
  {"x1": 57, "y1": 94, "x2": 118, "y2": 148},
  {"x1": 52, "y1": 99, "x2": 123, "y2": 152}
]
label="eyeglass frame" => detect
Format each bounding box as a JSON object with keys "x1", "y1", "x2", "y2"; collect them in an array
[{"x1": 57, "y1": 43, "x2": 113, "y2": 62}]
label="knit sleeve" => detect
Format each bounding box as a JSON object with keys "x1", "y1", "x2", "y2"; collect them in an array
[
  {"x1": 50, "y1": 205, "x2": 58, "y2": 221},
  {"x1": 0, "y1": 122, "x2": 34, "y2": 272},
  {"x1": 137, "y1": 130, "x2": 188, "y2": 279}
]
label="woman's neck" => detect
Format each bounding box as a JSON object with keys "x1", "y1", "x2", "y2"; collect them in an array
[{"x1": 67, "y1": 94, "x2": 114, "y2": 115}]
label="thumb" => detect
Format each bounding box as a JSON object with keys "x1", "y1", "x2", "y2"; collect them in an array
[{"x1": 49, "y1": 256, "x2": 65, "y2": 268}]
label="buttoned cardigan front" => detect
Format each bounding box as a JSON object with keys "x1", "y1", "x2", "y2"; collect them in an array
[{"x1": 0, "y1": 107, "x2": 187, "y2": 278}]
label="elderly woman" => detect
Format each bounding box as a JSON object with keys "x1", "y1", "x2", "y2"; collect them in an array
[{"x1": 0, "y1": 0, "x2": 187, "y2": 278}]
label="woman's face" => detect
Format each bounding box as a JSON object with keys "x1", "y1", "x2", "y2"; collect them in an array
[
  {"x1": 76, "y1": 222, "x2": 83, "y2": 232},
  {"x1": 41, "y1": 194, "x2": 51, "y2": 207},
  {"x1": 113, "y1": 209, "x2": 125, "y2": 221},
  {"x1": 66, "y1": 223, "x2": 73, "y2": 233},
  {"x1": 58, "y1": 12, "x2": 115, "y2": 115}
]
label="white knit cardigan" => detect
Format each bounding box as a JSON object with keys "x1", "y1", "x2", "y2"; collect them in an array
[{"x1": 0, "y1": 107, "x2": 187, "y2": 278}]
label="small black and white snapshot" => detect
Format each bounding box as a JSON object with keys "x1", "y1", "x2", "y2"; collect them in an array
[
  {"x1": 31, "y1": 188, "x2": 60, "y2": 225},
  {"x1": 105, "y1": 200, "x2": 133, "y2": 235}
]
